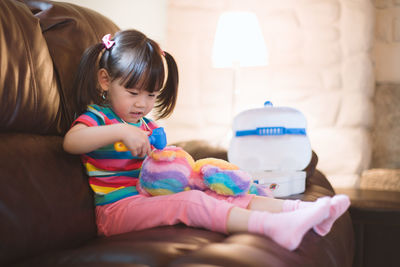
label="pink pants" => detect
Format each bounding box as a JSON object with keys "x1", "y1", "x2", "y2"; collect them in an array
[{"x1": 96, "y1": 190, "x2": 254, "y2": 236}]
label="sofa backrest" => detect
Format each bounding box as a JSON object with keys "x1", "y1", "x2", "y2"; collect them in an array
[
  {"x1": 0, "y1": 0, "x2": 119, "y2": 264},
  {"x1": 0, "y1": 0, "x2": 120, "y2": 135},
  {"x1": 0, "y1": 0, "x2": 60, "y2": 134},
  {"x1": 29, "y1": 0, "x2": 120, "y2": 133}
]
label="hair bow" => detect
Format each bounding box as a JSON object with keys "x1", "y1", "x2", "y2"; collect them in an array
[{"x1": 102, "y1": 34, "x2": 115, "y2": 49}]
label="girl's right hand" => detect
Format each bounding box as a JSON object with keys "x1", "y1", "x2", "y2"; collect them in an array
[{"x1": 119, "y1": 124, "x2": 152, "y2": 157}]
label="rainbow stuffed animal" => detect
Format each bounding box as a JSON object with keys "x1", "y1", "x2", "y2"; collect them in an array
[{"x1": 138, "y1": 146, "x2": 270, "y2": 197}]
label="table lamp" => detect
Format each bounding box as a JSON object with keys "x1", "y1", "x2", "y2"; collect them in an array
[{"x1": 212, "y1": 11, "x2": 268, "y2": 118}]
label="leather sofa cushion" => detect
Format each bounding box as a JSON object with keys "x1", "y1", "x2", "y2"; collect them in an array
[
  {"x1": 0, "y1": 133, "x2": 97, "y2": 264},
  {"x1": 15, "y1": 172, "x2": 354, "y2": 267},
  {"x1": 0, "y1": 0, "x2": 60, "y2": 134}
]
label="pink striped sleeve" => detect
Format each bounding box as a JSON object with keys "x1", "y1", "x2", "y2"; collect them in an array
[{"x1": 72, "y1": 114, "x2": 100, "y2": 127}]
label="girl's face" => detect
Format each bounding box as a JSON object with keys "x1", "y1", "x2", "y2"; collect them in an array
[
  {"x1": 99, "y1": 70, "x2": 158, "y2": 123},
  {"x1": 109, "y1": 80, "x2": 158, "y2": 123}
]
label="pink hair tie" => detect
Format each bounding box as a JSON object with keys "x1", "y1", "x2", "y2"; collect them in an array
[{"x1": 102, "y1": 34, "x2": 115, "y2": 49}]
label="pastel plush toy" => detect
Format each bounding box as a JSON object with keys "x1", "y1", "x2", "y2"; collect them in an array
[{"x1": 138, "y1": 146, "x2": 271, "y2": 197}]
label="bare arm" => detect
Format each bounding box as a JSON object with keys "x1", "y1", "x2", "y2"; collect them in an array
[{"x1": 63, "y1": 123, "x2": 151, "y2": 157}]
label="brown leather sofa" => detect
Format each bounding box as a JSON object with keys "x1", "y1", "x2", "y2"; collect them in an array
[{"x1": 0, "y1": 1, "x2": 354, "y2": 266}]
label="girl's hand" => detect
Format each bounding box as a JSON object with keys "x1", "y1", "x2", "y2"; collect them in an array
[
  {"x1": 63, "y1": 123, "x2": 152, "y2": 156},
  {"x1": 119, "y1": 124, "x2": 151, "y2": 157}
]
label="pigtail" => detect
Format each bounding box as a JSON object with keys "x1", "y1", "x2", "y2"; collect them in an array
[
  {"x1": 73, "y1": 42, "x2": 105, "y2": 116},
  {"x1": 154, "y1": 51, "x2": 179, "y2": 120}
]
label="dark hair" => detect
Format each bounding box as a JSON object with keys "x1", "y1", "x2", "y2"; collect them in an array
[{"x1": 73, "y1": 29, "x2": 178, "y2": 120}]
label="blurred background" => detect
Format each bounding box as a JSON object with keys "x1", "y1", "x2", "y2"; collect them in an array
[{"x1": 60, "y1": 0, "x2": 400, "y2": 191}]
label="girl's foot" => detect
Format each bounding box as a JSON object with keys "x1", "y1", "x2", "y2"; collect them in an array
[
  {"x1": 282, "y1": 195, "x2": 350, "y2": 236},
  {"x1": 248, "y1": 198, "x2": 330, "y2": 250},
  {"x1": 313, "y1": 194, "x2": 350, "y2": 236}
]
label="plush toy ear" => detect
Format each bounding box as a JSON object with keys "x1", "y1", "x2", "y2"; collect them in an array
[
  {"x1": 201, "y1": 165, "x2": 252, "y2": 196},
  {"x1": 193, "y1": 158, "x2": 239, "y2": 173}
]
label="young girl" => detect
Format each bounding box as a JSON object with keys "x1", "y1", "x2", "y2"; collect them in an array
[{"x1": 63, "y1": 29, "x2": 350, "y2": 251}]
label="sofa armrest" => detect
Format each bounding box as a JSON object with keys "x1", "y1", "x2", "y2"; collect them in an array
[{"x1": 336, "y1": 188, "x2": 400, "y2": 267}]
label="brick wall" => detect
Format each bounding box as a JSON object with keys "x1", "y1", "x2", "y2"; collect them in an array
[
  {"x1": 370, "y1": 0, "x2": 400, "y2": 171},
  {"x1": 373, "y1": 0, "x2": 400, "y2": 82},
  {"x1": 163, "y1": 0, "x2": 376, "y2": 189}
]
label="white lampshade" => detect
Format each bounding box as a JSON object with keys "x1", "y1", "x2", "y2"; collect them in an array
[{"x1": 212, "y1": 11, "x2": 268, "y2": 68}]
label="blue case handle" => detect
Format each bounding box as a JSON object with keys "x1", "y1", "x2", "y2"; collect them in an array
[{"x1": 235, "y1": 127, "x2": 306, "y2": 137}]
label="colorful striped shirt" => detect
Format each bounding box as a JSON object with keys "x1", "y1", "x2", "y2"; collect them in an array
[{"x1": 73, "y1": 104, "x2": 158, "y2": 206}]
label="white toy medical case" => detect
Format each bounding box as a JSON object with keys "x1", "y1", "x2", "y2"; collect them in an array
[{"x1": 228, "y1": 101, "x2": 312, "y2": 197}]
